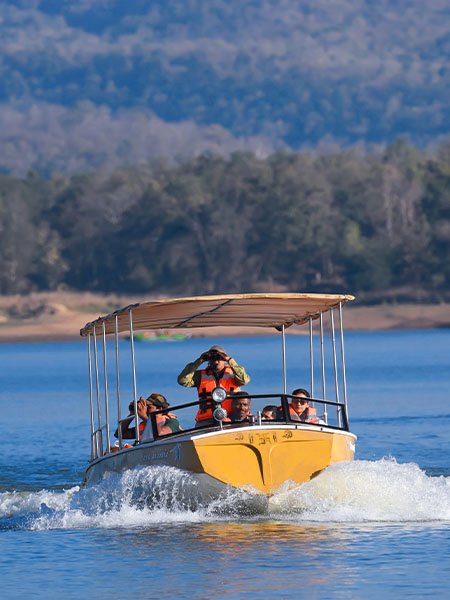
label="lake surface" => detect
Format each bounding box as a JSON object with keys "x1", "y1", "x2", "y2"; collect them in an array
[{"x1": 1, "y1": 330, "x2": 450, "y2": 599}]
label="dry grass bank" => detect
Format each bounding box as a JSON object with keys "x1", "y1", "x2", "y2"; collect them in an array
[{"x1": 0, "y1": 291, "x2": 449, "y2": 343}]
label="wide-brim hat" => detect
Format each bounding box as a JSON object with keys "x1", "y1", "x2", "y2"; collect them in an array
[
  {"x1": 208, "y1": 345, "x2": 227, "y2": 358},
  {"x1": 145, "y1": 393, "x2": 169, "y2": 409}
]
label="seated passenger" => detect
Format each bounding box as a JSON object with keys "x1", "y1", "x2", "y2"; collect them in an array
[
  {"x1": 261, "y1": 405, "x2": 278, "y2": 420},
  {"x1": 147, "y1": 393, "x2": 182, "y2": 435},
  {"x1": 288, "y1": 388, "x2": 319, "y2": 424},
  {"x1": 225, "y1": 392, "x2": 252, "y2": 423},
  {"x1": 115, "y1": 393, "x2": 181, "y2": 440},
  {"x1": 114, "y1": 397, "x2": 147, "y2": 440}
]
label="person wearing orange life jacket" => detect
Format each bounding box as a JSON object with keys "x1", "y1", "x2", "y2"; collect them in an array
[
  {"x1": 147, "y1": 393, "x2": 182, "y2": 436},
  {"x1": 115, "y1": 393, "x2": 181, "y2": 440},
  {"x1": 288, "y1": 388, "x2": 319, "y2": 424},
  {"x1": 177, "y1": 345, "x2": 250, "y2": 427}
]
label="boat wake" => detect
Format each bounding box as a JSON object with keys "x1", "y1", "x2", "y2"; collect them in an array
[
  {"x1": 268, "y1": 458, "x2": 450, "y2": 521},
  {"x1": 1, "y1": 458, "x2": 450, "y2": 530}
]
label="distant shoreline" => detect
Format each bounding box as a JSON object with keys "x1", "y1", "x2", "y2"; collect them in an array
[{"x1": 0, "y1": 291, "x2": 449, "y2": 344}]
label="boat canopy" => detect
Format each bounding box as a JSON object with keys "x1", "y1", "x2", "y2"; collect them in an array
[{"x1": 80, "y1": 293, "x2": 354, "y2": 337}]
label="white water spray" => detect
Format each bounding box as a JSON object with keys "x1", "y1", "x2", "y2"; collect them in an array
[
  {"x1": 268, "y1": 458, "x2": 450, "y2": 521},
  {"x1": 1, "y1": 459, "x2": 449, "y2": 530}
]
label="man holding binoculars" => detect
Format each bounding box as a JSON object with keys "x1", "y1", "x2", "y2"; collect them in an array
[{"x1": 177, "y1": 345, "x2": 250, "y2": 426}]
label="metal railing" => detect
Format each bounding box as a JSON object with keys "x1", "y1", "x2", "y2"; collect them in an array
[{"x1": 136, "y1": 393, "x2": 350, "y2": 444}]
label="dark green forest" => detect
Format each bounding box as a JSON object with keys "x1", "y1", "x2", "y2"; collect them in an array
[{"x1": 1, "y1": 140, "x2": 450, "y2": 301}]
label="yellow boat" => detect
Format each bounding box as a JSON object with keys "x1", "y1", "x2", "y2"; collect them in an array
[{"x1": 80, "y1": 293, "x2": 357, "y2": 496}]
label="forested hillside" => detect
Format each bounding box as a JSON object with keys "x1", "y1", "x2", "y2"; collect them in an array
[
  {"x1": 1, "y1": 141, "x2": 450, "y2": 301},
  {"x1": 0, "y1": 0, "x2": 449, "y2": 174}
]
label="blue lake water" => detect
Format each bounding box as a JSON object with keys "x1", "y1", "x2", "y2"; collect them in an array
[{"x1": 1, "y1": 330, "x2": 450, "y2": 599}]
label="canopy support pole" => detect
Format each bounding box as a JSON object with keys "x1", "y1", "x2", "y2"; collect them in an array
[
  {"x1": 102, "y1": 321, "x2": 111, "y2": 452},
  {"x1": 129, "y1": 309, "x2": 139, "y2": 443},
  {"x1": 115, "y1": 314, "x2": 122, "y2": 449},
  {"x1": 339, "y1": 301, "x2": 349, "y2": 421},
  {"x1": 309, "y1": 317, "x2": 314, "y2": 401},
  {"x1": 320, "y1": 312, "x2": 327, "y2": 423},
  {"x1": 281, "y1": 323, "x2": 287, "y2": 394},
  {"x1": 330, "y1": 309, "x2": 341, "y2": 427},
  {"x1": 93, "y1": 325, "x2": 103, "y2": 455},
  {"x1": 87, "y1": 333, "x2": 96, "y2": 460}
]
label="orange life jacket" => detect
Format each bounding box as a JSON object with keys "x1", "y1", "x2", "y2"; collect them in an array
[
  {"x1": 138, "y1": 412, "x2": 181, "y2": 437},
  {"x1": 155, "y1": 412, "x2": 180, "y2": 429},
  {"x1": 288, "y1": 404, "x2": 319, "y2": 424},
  {"x1": 104, "y1": 443, "x2": 132, "y2": 455},
  {"x1": 195, "y1": 366, "x2": 239, "y2": 421}
]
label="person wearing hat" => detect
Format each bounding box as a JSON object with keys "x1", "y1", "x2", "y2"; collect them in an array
[
  {"x1": 177, "y1": 345, "x2": 250, "y2": 427},
  {"x1": 115, "y1": 393, "x2": 181, "y2": 440}
]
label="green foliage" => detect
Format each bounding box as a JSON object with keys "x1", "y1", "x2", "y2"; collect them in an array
[{"x1": 1, "y1": 143, "x2": 450, "y2": 301}]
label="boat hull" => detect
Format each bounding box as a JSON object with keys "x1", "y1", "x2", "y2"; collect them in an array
[{"x1": 84, "y1": 424, "x2": 356, "y2": 495}]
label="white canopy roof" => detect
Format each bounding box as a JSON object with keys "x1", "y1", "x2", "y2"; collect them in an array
[{"x1": 80, "y1": 292, "x2": 354, "y2": 337}]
